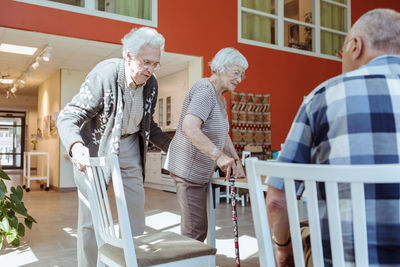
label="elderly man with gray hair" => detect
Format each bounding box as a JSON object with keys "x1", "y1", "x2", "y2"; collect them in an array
[
  {"x1": 266, "y1": 8, "x2": 400, "y2": 267},
  {"x1": 57, "y1": 27, "x2": 171, "y2": 266}
]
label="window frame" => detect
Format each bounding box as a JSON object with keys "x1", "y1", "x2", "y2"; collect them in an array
[
  {"x1": 14, "y1": 0, "x2": 158, "y2": 27},
  {"x1": 238, "y1": 0, "x2": 351, "y2": 61}
]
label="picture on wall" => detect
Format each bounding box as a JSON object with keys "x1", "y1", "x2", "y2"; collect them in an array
[
  {"x1": 50, "y1": 111, "x2": 58, "y2": 136},
  {"x1": 37, "y1": 118, "x2": 42, "y2": 138},
  {"x1": 43, "y1": 115, "x2": 50, "y2": 136}
]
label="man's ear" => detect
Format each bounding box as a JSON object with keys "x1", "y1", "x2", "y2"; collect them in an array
[
  {"x1": 350, "y1": 36, "x2": 363, "y2": 61},
  {"x1": 124, "y1": 50, "x2": 132, "y2": 63}
]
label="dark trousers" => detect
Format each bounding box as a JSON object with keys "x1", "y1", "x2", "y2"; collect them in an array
[{"x1": 172, "y1": 173, "x2": 209, "y2": 242}]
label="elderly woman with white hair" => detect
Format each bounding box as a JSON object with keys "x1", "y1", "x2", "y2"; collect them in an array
[
  {"x1": 57, "y1": 27, "x2": 171, "y2": 266},
  {"x1": 166, "y1": 47, "x2": 248, "y2": 241}
]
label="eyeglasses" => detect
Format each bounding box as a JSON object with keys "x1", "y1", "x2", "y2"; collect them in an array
[
  {"x1": 227, "y1": 67, "x2": 246, "y2": 80},
  {"x1": 336, "y1": 38, "x2": 354, "y2": 59},
  {"x1": 135, "y1": 55, "x2": 161, "y2": 71}
]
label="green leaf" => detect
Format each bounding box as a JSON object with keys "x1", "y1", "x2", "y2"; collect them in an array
[
  {"x1": 0, "y1": 236, "x2": 3, "y2": 249},
  {"x1": 0, "y1": 169, "x2": 10, "y2": 180},
  {"x1": 17, "y1": 223, "x2": 25, "y2": 237},
  {"x1": 0, "y1": 180, "x2": 7, "y2": 201},
  {"x1": 10, "y1": 237, "x2": 19, "y2": 247},
  {"x1": 6, "y1": 229, "x2": 17, "y2": 243},
  {"x1": 7, "y1": 209, "x2": 15, "y2": 218},
  {"x1": 11, "y1": 186, "x2": 23, "y2": 201},
  {"x1": 26, "y1": 215, "x2": 37, "y2": 224},
  {"x1": 0, "y1": 189, "x2": 5, "y2": 201},
  {"x1": 10, "y1": 194, "x2": 21, "y2": 205},
  {"x1": 0, "y1": 217, "x2": 9, "y2": 232},
  {"x1": 13, "y1": 203, "x2": 27, "y2": 216},
  {"x1": 24, "y1": 218, "x2": 32, "y2": 229},
  {"x1": 8, "y1": 216, "x2": 18, "y2": 229}
]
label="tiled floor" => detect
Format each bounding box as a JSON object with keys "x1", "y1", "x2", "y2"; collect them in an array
[{"x1": 0, "y1": 170, "x2": 260, "y2": 266}]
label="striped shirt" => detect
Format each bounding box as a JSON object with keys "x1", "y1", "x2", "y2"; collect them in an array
[
  {"x1": 267, "y1": 55, "x2": 400, "y2": 266},
  {"x1": 122, "y1": 63, "x2": 143, "y2": 135},
  {"x1": 166, "y1": 78, "x2": 229, "y2": 184}
]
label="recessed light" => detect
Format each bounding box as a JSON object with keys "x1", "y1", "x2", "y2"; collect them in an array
[
  {"x1": 0, "y1": 43, "x2": 37, "y2": 55},
  {"x1": 0, "y1": 79, "x2": 14, "y2": 84}
]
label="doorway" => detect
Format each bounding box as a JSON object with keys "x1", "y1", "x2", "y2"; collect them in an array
[{"x1": 0, "y1": 111, "x2": 25, "y2": 169}]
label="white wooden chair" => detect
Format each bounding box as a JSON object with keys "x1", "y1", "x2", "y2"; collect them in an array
[
  {"x1": 246, "y1": 157, "x2": 400, "y2": 267},
  {"x1": 85, "y1": 155, "x2": 217, "y2": 267}
]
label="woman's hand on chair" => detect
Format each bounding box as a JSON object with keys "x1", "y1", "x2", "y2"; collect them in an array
[{"x1": 233, "y1": 161, "x2": 246, "y2": 179}]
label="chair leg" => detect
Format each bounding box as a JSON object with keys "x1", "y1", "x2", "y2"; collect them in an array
[
  {"x1": 226, "y1": 185, "x2": 230, "y2": 203},
  {"x1": 215, "y1": 187, "x2": 220, "y2": 205}
]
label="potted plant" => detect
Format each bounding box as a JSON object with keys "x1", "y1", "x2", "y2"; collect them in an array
[{"x1": 0, "y1": 168, "x2": 36, "y2": 249}]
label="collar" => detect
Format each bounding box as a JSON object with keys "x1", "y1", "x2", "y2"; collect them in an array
[{"x1": 124, "y1": 61, "x2": 137, "y2": 89}]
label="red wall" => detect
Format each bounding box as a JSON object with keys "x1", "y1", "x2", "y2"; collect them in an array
[{"x1": 1, "y1": 0, "x2": 399, "y2": 150}]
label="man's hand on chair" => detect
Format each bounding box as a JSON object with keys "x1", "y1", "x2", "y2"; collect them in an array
[{"x1": 71, "y1": 142, "x2": 89, "y2": 175}]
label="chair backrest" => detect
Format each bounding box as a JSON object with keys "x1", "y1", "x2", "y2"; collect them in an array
[
  {"x1": 85, "y1": 155, "x2": 138, "y2": 267},
  {"x1": 245, "y1": 157, "x2": 400, "y2": 267}
]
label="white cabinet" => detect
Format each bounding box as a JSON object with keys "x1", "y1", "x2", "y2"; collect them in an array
[
  {"x1": 144, "y1": 151, "x2": 176, "y2": 192},
  {"x1": 154, "y1": 69, "x2": 189, "y2": 131},
  {"x1": 144, "y1": 152, "x2": 162, "y2": 188}
]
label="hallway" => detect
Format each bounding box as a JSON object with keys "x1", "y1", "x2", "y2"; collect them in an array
[{"x1": 0, "y1": 170, "x2": 260, "y2": 266}]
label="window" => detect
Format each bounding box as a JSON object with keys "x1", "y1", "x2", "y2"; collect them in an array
[
  {"x1": 239, "y1": 0, "x2": 350, "y2": 60},
  {"x1": 14, "y1": 0, "x2": 157, "y2": 26}
]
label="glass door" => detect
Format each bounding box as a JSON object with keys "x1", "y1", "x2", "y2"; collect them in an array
[{"x1": 0, "y1": 111, "x2": 25, "y2": 169}]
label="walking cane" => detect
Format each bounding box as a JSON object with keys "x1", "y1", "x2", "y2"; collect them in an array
[{"x1": 229, "y1": 175, "x2": 240, "y2": 267}]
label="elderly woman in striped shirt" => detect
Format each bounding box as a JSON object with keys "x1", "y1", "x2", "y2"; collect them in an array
[{"x1": 166, "y1": 47, "x2": 248, "y2": 241}]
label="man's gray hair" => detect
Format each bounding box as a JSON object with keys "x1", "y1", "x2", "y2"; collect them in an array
[
  {"x1": 121, "y1": 27, "x2": 165, "y2": 57},
  {"x1": 210, "y1": 47, "x2": 248, "y2": 74},
  {"x1": 350, "y1": 8, "x2": 400, "y2": 54}
]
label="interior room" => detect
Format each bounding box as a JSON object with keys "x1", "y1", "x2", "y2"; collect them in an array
[{"x1": 1, "y1": 0, "x2": 399, "y2": 266}]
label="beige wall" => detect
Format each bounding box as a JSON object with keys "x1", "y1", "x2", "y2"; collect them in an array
[
  {"x1": 155, "y1": 58, "x2": 202, "y2": 131},
  {"x1": 37, "y1": 70, "x2": 61, "y2": 188},
  {"x1": 59, "y1": 69, "x2": 88, "y2": 189},
  {"x1": 156, "y1": 69, "x2": 188, "y2": 130}
]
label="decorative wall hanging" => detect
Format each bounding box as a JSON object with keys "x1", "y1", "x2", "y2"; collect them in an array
[{"x1": 231, "y1": 92, "x2": 271, "y2": 159}]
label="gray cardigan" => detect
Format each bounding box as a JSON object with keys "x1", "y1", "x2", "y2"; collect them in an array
[{"x1": 57, "y1": 58, "x2": 170, "y2": 190}]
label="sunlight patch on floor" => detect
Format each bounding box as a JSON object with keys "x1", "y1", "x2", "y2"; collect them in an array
[
  {"x1": 0, "y1": 247, "x2": 38, "y2": 266},
  {"x1": 145, "y1": 211, "x2": 181, "y2": 230},
  {"x1": 216, "y1": 235, "x2": 258, "y2": 260},
  {"x1": 63, "y1": 227, "x2": 77, "y2": 238}
]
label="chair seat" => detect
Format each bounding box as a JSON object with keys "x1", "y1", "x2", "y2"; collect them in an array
[{"x1": 99, "y1": 231, "x2": 217, "y2": 267}]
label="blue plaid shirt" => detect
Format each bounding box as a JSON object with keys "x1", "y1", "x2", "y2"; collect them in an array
[{"x1": 267, "y1": 55, "x2": 400, "y2": 266}]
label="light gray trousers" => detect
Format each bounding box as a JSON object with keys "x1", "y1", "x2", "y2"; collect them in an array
[{"x1": 77, "y1": 133, "x2": 145, "y2": 267}]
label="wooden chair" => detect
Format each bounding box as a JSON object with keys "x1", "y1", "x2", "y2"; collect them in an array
[
  {"x1": 245, "y1": 157, "x2": 400, "y2": 267},
  {"x1": 85, "y1": 155, "x2": 217, "y2": 267}
]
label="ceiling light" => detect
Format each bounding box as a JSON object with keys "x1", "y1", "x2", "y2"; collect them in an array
[
  {"x1": 42, "y1": 45, "x2": 52, "y2": 61},
  {"x1": 0, "y1": 43, "x2": 37, "y2": 55},
  {"x1": 42, "y1": 52, "x2": 50, "y2": 61},
  {"x1": 31, "y1": 59, "x2": 40, "y2": 70},
  {"x1": 0, "y1": 79, "x2": 14, "y2": 84}
]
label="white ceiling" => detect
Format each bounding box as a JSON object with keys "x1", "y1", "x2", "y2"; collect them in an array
[{"x1": 0, "y1": 27, "x2": 198, "y2": 96}]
